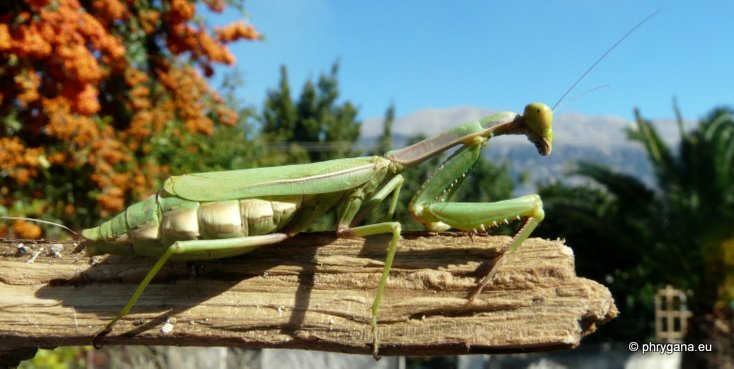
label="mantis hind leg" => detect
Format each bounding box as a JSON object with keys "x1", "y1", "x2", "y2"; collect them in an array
[{"x1": 92, "y1": 233, "x2": 289, "y2": 345}]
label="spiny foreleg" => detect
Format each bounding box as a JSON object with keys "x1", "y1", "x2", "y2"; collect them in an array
[{"x1": 408, "y1": 138, "x2": 546, "y2": 301}]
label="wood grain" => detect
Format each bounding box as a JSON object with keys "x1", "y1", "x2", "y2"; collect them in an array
[{"x1": 0, "y1": 233, "x2": 617, "y2": 358}]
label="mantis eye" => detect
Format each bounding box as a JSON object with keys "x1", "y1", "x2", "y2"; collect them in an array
[{"x1": 524, "y1": 103, "x2": 553, "y2": 131}]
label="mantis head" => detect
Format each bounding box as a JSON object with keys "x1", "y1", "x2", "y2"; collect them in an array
[{"x1": 523, "y1": 102, "x2": 553, "y2": 156}]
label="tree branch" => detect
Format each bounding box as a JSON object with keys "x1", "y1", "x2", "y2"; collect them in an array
[{"x1": 0, "y1": 233, "x2": 616, "y2": 361}]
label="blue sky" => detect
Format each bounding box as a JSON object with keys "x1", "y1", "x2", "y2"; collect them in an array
[{"x1": 207, "y1": 1, "x2": 733, "y2": 127}]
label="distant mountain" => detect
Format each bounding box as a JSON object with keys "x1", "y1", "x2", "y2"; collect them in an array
[{"x1": 360, "y1": 106, "x2": 682, "y2": 193}]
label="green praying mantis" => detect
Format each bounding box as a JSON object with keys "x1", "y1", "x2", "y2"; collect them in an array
[
  {"x1": 6, "y1": 11, "x2": 656, "y2": 359},
  {"x1": 83, "y1": 103, "x2": 552, "y2": 357}
]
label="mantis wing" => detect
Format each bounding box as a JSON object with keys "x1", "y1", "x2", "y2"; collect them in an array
[{"x1": 164, "y1": 157, "x2": 381, "y2": 201}]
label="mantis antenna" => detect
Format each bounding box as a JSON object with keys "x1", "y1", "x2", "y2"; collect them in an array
[
  {"x1": 0, "y1": 216, "x2": 79, "y2": 236},
  {"x1": 553, "y1": 84, "x2": 609, "y2": 113},
  {"x1": 552, "y1": 10, "x2": 660, "y2": 111}
]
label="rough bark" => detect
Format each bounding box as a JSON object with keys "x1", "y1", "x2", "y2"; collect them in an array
[{"x1": 0, "y1": 233, "x2": 617, "y2": 365}]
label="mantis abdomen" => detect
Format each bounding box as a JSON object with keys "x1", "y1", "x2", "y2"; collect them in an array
[{"x1": 82, "y1": 193, "x2": 304, "y2": 259}]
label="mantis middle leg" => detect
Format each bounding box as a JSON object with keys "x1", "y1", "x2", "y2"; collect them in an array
[{"x1": 337, "y1": 174, "x2": 404, "y2": 358}]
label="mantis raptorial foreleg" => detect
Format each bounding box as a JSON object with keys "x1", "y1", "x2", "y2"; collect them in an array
[
  {"x1": 428, "y1": 195, "x2": 545, "y2": 300},
  {"x1": 407, "y1": 131, "x2": 546, "y2": 301},
  {"x1": 94, "y1": 233, "x2": 289, "y2": 342}
]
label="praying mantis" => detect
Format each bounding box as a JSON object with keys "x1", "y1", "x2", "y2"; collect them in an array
[
  {"x1": 83, "y1": 104, "x2": 551, "y2": 357},
  {"x1": 79, "y1": 11, "x2": 657, "y2": 358}
]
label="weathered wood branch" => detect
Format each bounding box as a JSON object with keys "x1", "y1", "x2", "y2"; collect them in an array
[{"x1": 0, "y1": 233, "x2": 616, "y2": 359}]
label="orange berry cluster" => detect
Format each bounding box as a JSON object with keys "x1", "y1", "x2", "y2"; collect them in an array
[{"x1": 0, "y1": 0, "x2": 259, "y2": 231}]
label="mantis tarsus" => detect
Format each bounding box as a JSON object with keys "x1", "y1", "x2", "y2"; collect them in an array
[{"x1": 24, "y1": 11, "x2": 656, "y2": 359}]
